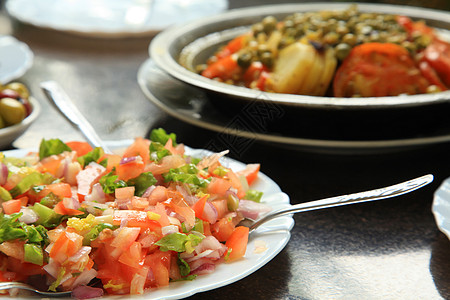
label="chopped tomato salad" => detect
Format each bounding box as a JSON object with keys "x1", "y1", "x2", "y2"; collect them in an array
[{"x1": 0, "y1": 129, "x2": 269, "y2": 297}]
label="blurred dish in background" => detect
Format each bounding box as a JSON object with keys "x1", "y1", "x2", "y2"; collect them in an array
[
  {"x1": 5, "y1": 0, "x2": 228, "y2": 38},
  {"x1": 433, "y1": 177, "x2": 450, "y2": 240},
  {"x1": 0, "y1": 36, "x2": 33, "y2": 84}
]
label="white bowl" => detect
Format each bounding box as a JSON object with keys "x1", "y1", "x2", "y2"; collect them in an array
[{"x1": 0, "y1": 96, "x2": 40, "y2": 149}]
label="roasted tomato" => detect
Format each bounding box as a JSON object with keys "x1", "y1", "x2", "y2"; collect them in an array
[{"x1": 333, "y1": 43, "x2": 430, "y2": 97}]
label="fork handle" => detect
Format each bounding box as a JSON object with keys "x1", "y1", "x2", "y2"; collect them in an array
[{"x1": 249, "y1": 174, "x2": 434, "y2": 232}]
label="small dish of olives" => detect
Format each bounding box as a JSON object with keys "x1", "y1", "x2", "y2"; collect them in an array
[{"x1": 0, "y1": 82, "x2": 40, "y2": 149}]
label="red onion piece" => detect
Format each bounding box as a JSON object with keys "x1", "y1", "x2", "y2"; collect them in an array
[
  {"x1": 202, "y1": 202, "x2": 218, "y2": 224},
  {"x1": 141, "y1": 185, "x2": 156, "y2": 198},
  {"x1": 18, "y1": 207, "x2": 38, "y2": 224},
  {"x1": 190, "y1": 262, "x2": 215, "y2": 275},
  {"x1": 194, "y1": 236, "x2": 225, "y2": 254},
  {"x1": 71, "y1": 269, "x2": 97, "y2": 289},
  {"x1": 43, "y1": 261, "x2": 60, "y2": 278},
  {"x1": 120, "y1": 156, "x2": 137, "y2": 165},
  {"x1": 162, "y1": 225, "x2": 179, "y2": 236},
  {"x1": 71, "y1": 285, "x2": 104, "y2": 300},
  {"x1": 0, "y1": 163, "x2": 8, "y2": 186},
  {"x1": 85, "y1": 183, "x2": 107, "y2": 204},
  {"x1": 238, "y1": 200, "x2": 271, "y2": 220}
]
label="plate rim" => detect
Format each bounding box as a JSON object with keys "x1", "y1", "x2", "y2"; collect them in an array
[
  {"x1": 0, "y1": 35, "x2": 34, "y2": 84},
  {"x1": 5, "y1": 0, "x2": 228, "y2": 38},
  {"x1": 150, "y1": 2, "x2": 450, "y2": 109},
  {"x1": 137, "y1": 58, "x2": 450, "y2": 151},
  {"x1": 433, "y1": 177, "x2": 450, "y2": 240},
  {"x1": 3, "y1": 141, "x2": 294, "y2": 300}
]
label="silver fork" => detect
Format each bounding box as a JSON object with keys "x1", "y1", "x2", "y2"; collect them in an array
[
  {"x1": 241, "y1": 174, "x2": 434, "y2": 234},
  {"x1": 0, "y1": 281, "x2": 71, "y2": 297}
]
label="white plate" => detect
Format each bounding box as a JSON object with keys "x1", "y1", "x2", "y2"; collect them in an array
[
  {"x1": 433, "y1": 177, "x2": 450, "y2": 240},
  {"x1": 5, "y1": 0, "x2": 228, "y2": 38},
  {"x1": 0, "y1": 36, "x2": 33, "y2": 84},
  {"x1": 4, "y1": 141, "x2": 294, "y2": 299}
]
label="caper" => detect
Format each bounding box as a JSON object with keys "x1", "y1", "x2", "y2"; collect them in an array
[
  {"x1": 237, "y1": 51, "x2": 253, "y2": 68},
  {"x1": 252, "y1": 23, "x2": 264, "y2": 37},
  {"x1": 336, "y1": 25, "x2": 349, "y2": 36},
  {"x1": 257, "y1": 44, "x2": 269, "y2": 56},
  {"x1": 283, "y1": 19, "x2": 295, "y2": 31},
  {"x1": 335, "y1": 43, "x2": 352, "y2": 61},
  {"x1": 401, "y1": 41, "x2": 417, "y2": 54},
  {"x1": 324, "y1": 32, "x2": 339, "y2": 45},
  {"x1": 260, "y1": 52, "x2": 274, "y2": 67},
  {"x1": 262, "y1": 16, "x2": 277, "y2": 34},
  {"x1": 0, "y1": 98, "x2": 26, "y2": 125},
  {"x1": 342, "y1": 33, "x2": 357, "y2": 46}
]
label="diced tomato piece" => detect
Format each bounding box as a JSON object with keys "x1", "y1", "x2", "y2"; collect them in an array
[
  {"x1": 17, "y1": 196, "x2": 28, "y2": 207},
  {"x1": 191, "y1": 195, "x2": 208, "y2": 219},
  {"x1": 236, "y1": 163, "x2": 260, "y2": 186},
  {"x1": 123, "y1": 137, "x2": 151, "y2": 164},
  {"x1": 226, "y1": 169, "x2": 246, "y2": 198},
  {"x1": 76, "y1": 163, "x2": 106, "y2": 197},
  {"x1": 2, "y1": 199, "x2": 22, "y2": 214},
  {"x1": 212, "y1": 217, "x2": 235, "y2": 242},
  {"x1": 164, "y1": 191, "x2": 195, "y2": 227},
  {"x1": 118, "y1": 241, "x2": 145, "y2": 269},
  {"x1": 243, "y1": 62, "x2": 270, "y2": 87},
  {"x1": 53, "y1": 201, "x2": 84, "y2": 216},
  {"x1": 333, "y1": 43, "x2": 430, "y2": 97},
  {"x1": 65, "y1": 141, "x2": 93, "y2": 157},
  {"x1": 203, "y1": 221, "x2": 212, "y2": 236},
  {"x1": 225, "y1": 226, "x2": 249, "y2": 262},
  {"x1": 7, "y1": 257, "x2": 45, "y2": 276},
  {"x1": 396, "y1": 15, "x2": 435, "y2": 37},
  {"x1": 116, "y1": 159, "x2": 145, "y2": 181},
  {"x1": 211, "y1": 199, "x2": 228, "y2": 219},
  {"x1": 169, "y1": 252, "x2": 182, "y2": 281},
  {"x1": 0, "y1": 241, "x2": 25, "y2": 261},
  {"x1": 37, "y1": 182, "x2": 72, "y2": 200},
  {"x1": 147, "y1": 185, "x2": 168, "y2": 205},
  {"x1": 215, "y1": 34, "x2": 248, "y2": 59},
  {"x1": 422, "y1": 39, "x2": 450, "y2": 88},
  {"x1": 207, "y1": 177, "x2": 232, "y2": 195},
  {"x1": 201, "y1": 54, "x2": 241, "y2": 81},
  {"x1": 36, "y1": 155, "x2": 62, "y2": 176},
  {"x1": 49, "y1": 231, "x2": 83, "y2": 262},
  {"x1": 115, "y1": 186, "x2": 135, "y2": 200},
  {"x1": 418, "y1": 60, "x2": 448, "y2": 91},
  {"x1": 144, "y1": 250, "x2": 171, "y2": 288}
]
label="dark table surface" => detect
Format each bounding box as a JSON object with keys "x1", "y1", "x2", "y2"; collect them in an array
[{"x1": 1, "y1": 0, "x2": 450, "y2": 299}]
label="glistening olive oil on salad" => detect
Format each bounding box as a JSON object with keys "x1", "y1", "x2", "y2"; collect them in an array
[{"x1": 0, "y1": 129, "x2": 270, "y2": 298}]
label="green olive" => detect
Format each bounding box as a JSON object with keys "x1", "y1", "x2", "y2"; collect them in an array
[
  {"x1": 0, "y1": 116, "x2": 5, "y2": 129},
  {"x1": 5, "y1": 82, "x2": 30, "y2": 99},
  {"x1": 0, "y1": 98, "x2": 26, "y2": 125}
]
